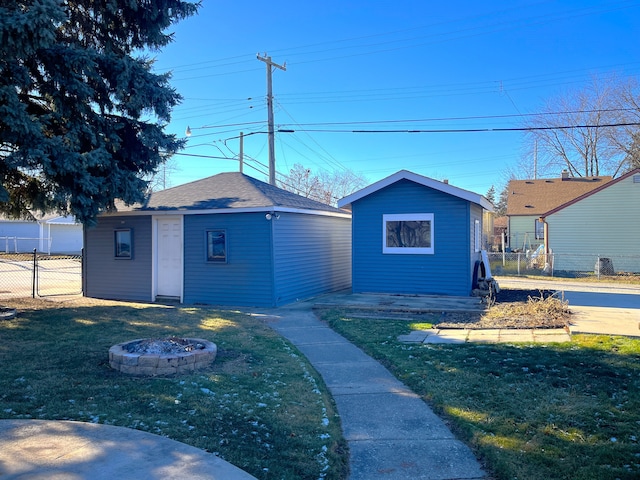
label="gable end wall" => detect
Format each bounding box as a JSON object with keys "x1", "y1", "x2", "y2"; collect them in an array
[{"x1": 352, "y1": 180, "x2": 473, "y2": 296}]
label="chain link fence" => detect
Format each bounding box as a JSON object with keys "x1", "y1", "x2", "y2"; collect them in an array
[
  {"x1": 0, "y1": 250, "x2": 82, "y2": 299},
  {"x1": 487, "y1": 251, "x2": 640, "y2": 280}
]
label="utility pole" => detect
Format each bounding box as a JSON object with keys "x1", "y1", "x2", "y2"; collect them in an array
[
  {"x1": 239, "y1": 132, "x2": 244, "y2": 174},
  {"x1": 256, "y1": 53, "x2": 286, "y2": 185}
]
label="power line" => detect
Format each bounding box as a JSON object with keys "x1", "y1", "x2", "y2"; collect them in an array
[
  {"x1": 180, "y1": 108, "x2": 639, "y2": 133},
  {"x1": 282, "y1": 121, "x2": 640, "y2": 134}
]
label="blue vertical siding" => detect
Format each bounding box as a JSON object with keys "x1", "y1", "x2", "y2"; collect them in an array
[
  {"x1": 182, "y1": 213, "x2": 275, "y2": 306},
  {"x1": 272, "y1": 213, "x2": 351, "y2": 306},
  {"x1": 84, "y1": 216, "x2": 153, "y2": 301},
  {"x1": 352, "y1": 179, "x2": 473, "y2": 296}
]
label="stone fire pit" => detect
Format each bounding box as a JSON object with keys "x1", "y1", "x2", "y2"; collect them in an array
[{"x1": 109, "y1": 337, "x2": 217, "y2": 376}]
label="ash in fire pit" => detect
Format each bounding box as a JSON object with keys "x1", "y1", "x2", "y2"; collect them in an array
[
  {"x1": 109, "y1": 337, "x2": 216, "y2": 376},
  {"x1": 125, "y1": 337, "x2": 206, "y2": 354}
]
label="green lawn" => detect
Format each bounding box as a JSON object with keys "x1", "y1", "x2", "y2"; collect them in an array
[
  {"x1": 0, "y1": 298, "x2": 348, "y2": 480},
  {"x1": 322, "y1": 310, "x2": 640, "y2": 480}
]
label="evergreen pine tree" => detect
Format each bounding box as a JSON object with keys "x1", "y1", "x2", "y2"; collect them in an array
[
  {"x1": 0, "y1": 0, "x2": 199, "y2": 225},
  {"x1": 486, "y1": 185, "x2": 496, "y2": 205},
  {"x1": 496, "y1": 184, "x2": 509, "y2": 216}
]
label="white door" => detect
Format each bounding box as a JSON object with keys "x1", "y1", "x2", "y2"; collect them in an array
[{"x1": 156, "y1": 216, "x2": 183, "y2": 299}]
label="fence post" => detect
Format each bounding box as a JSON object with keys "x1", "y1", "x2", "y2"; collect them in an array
[
  {"x1": 32, "y1": 248, "x2": 37, "y2": 298},
  {"x1": 596, "y1": 255, "x2": 600, "y2": 280},
  {"x1": 517, "y1": 252, "x2": 521, "y2": 275}
]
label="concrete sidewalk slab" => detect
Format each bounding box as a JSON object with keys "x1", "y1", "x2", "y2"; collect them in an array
[
  {"x1": 349, "y1": 439, "x2": 486, "y2": 480},
  {"x1": 296, "y1": 341, "x2": 372, "y2": 364},
  {"x1": 423, "y1": 332, "x2": 467, "y2": 344},
  {"x1": 416, "y1": 328, "x2": 571, "y2": 344},
  {"x1": 311, "y1": 360, "x2": 415, "y2": 396},
  {"x1": 0, "y1": 419, "x2": 256, "y2": 480},
  {"x1": 268, "y1": 324, "x2": 347, "y2": 345},
  {"x1": 265, "y1": 306, "x2": 487, "y2": 479},
  {"x1": 334, "y1": 392, "x2": 455, "y2": 441},
  {"x1": 397, "y1": 330, "x2": 431, "y2": 343}
]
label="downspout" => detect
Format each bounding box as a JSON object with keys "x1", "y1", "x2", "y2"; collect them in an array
[{"x1": 268, "y1": 212, "x2": 277, "y2": 307}]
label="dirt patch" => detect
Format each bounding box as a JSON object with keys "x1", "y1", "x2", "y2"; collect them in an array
[{"x1": 437, "y1": 288, "x2": 571, "y2": 329}]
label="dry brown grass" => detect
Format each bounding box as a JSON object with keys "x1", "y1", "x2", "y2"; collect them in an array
[
  {"x1": 480, "y1": 291, "x2": 570, "y2": 329},
  {"x1": 438, "y1": 290, "x2": 571, "y2": 329}
]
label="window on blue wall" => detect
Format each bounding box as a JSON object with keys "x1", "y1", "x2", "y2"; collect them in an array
[
  {"x1": 383, "y1": 214, "x2": 434, "y2": 254},
  {"x1": 206, "y1": 230, "x2": 227, "y2": 263},
  {"x1": 114, "y1": 229, "x2": 132, "y2": 259}
]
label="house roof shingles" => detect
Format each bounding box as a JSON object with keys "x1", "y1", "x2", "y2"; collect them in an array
[
  {"x1": 114, "y1": 172, "x2": 345, "y2": 214},
  {"x1": 506, "y1": 175, "x2": 611, "y2": 216}
]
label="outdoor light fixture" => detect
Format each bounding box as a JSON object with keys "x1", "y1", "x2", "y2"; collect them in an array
[{"x1": 265, "y1": 213, "x2": 280, "y2": 220}]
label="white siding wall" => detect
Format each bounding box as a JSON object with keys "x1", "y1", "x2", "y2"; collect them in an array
[
  {"x1": 508, "y1": 215, "x2": 543, "y2": 251},
  {"x1": 547, "y1": 174, "x2": 640, "y2": 272}
]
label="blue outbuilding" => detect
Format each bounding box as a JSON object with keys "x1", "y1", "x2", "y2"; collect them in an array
[
  {"x1": 83, "y1": 172, "x2": 352, "y2": 307},
  {"x1": 338, "y1": 170, "x2": 493, "y2": 297}
]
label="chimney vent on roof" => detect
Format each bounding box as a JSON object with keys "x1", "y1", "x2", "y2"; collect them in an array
[
  {"x1": 443, "y1": 179, "x2": 449, "y2": 184},
  {"x1": 561, "y1": 169, "x2": 570, "y2": 180}
]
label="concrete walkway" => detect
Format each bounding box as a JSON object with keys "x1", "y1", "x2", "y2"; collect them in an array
[
  {"x1": 258, "y1": 301, "x2": 487, "y2": 480},
  {"x1": 399, "y1": 327, "x2": 571, "y2": 344},
  {"x1": 0, "y1": 419, "x2": 257, "y2": 479}
]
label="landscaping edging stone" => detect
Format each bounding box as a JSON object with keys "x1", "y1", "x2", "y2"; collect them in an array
[{"x1": 109, "y1": 338, "x2": 217, "y2": 376}]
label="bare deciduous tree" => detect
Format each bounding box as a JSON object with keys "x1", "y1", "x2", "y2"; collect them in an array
[
  {"x1": 522, "y1": 76, "x2": 640, "y2": 178},
  {"x1": 278, "y1": 163, "x2": 367, "y2": 207}
]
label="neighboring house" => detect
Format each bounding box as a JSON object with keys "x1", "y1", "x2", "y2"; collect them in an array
[
  {"x1": 540, "y1": 168, "x2": 640, "y2": 273},
  {"x1": 83, "y1": 172, "x2": 352, "y2": 307},
  {"x1": 337, "y1": 170, "x2": 493, "y2": 297},
  {"x1": 0, "y1": 214, "x2": 83, "y2": 254},
  {"x1": 492, "y1": 216, "x2": 508, "y2": 251},
  {"x1": 506, "y1": 171, "x2": 611, "y2": 252}
]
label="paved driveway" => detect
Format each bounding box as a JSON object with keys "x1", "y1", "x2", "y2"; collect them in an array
[{"x1": 496, "y1": 276, "x2": 640, "y2": 337}]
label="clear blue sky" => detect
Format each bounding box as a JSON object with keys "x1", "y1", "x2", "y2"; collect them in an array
[{"x1": 152, "y1": 0, "x2": 640, "y2": 197}]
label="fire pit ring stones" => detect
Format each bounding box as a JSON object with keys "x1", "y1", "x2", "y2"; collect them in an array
[{"x1": 109, "y1": 337, "x2": 217, "y2": 376}]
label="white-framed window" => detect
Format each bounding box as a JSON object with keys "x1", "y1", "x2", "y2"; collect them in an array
[
  {"x1": 383, "y1": 213, "x2": 434, "y2": 254},
  {"x1": 474, "y1": 219, "x2": 481, "y2": 252},
  {"x1": 206, "y1": 229, "x2": 227, "y2": 263}
]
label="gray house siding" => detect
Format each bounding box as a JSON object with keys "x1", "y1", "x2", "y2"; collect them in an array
[
  {"x1": 273, "y1": 213, "x2": 351, "y2": 305},
  {"x1": 84, "y1": 216, "x2": 153, "y2": 301},
  {"x1": 352, "y1": 179, "x2": 472, "y2": 296},
  {"x1": 182, "y1": 213, "x2": 275, "y2": 306}
]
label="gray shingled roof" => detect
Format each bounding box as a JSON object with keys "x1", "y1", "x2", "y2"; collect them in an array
[{"x1": 115, "y1": 172, "x2": 345, "y2": 214}]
